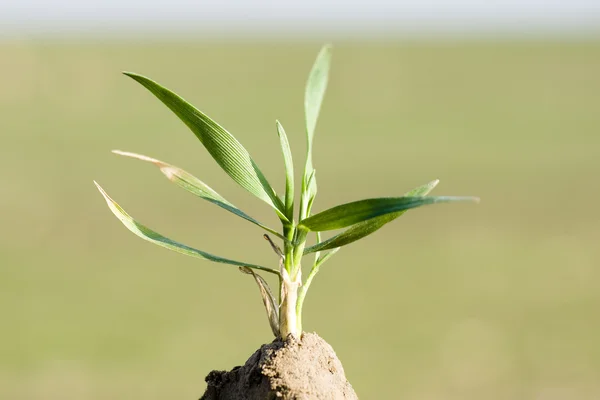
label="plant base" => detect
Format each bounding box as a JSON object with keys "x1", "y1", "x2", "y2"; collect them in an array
[{"x1": 200, "y1": 332, "x2": 358, "y2": 400}]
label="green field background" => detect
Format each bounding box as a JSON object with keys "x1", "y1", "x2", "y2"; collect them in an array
[{"x1": 1, "y1": 41, "x2": 599, "y2": 399}]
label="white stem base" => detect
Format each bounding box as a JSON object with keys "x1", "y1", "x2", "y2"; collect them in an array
[{"x1": 279, "y1": 271, "x2": 301, "y2": 339}]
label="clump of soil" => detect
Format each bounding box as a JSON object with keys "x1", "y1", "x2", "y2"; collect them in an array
[{"x1": 200, "y1": 332, "x2": 358, "y2": 400}]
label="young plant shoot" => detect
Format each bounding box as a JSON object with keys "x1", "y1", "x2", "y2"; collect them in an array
[{"x1": 95, "y1": 45, "x2": 478, "y2": 340}]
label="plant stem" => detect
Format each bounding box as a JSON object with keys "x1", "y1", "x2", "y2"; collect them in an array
[
  {"x1": 291, "y1": 229, "x2": 309, "y2": 275},
  {"x1": 277, "y1": 223, "x2": 301, "y2": 339},
  {"x1": 283, "y1": 223, "x2": 294, "y2": 274},
  {"x1": 296, "y1": 248, "x2": 339, "y2": 333},
  {"x1": 296, "y1": 259, "x2": 319, "y2": 334},
  {"x1": 279, "y1": 268, "x2": 301, "y2": 338}
]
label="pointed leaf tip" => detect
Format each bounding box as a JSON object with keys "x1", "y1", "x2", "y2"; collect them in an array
[
  {"x1": 112, "y1": 149, "x2": 162, "y2": 165},
  {"x1": 94, "y1": 180, "x2": 107, "y2": 197},
  {"x1": 305, "y1": 44, "x2": 332, "y2": 149}
]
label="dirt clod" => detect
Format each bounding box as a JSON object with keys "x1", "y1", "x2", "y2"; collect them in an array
[{"x1": 200, "y1": 332, "x2": 358, "y2": 400}]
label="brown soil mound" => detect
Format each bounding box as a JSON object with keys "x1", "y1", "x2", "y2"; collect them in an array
[{"x1": 200, "y1": 332, "x2": 358, "y2": 400}]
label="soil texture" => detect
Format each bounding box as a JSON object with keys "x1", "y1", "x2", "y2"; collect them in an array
[{"x1": 200, "y1": 332, "x2": 358, "y2": 400}]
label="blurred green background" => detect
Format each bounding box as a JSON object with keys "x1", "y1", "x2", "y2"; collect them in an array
[{"x1": 1, "y1": 40, "x2": 599, "y2": 399}]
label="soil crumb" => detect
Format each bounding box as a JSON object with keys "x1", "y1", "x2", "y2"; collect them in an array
[{"x1": 200, "y1": 332, "x2": 358, "y2": 400}]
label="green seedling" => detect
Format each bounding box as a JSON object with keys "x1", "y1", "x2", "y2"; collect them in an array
[{"x1": 95, "y1": 45, "x2": 479, "y2": 339}]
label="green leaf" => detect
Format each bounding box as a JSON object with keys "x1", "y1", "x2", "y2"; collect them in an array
[
  {"x1": 94, "y1": 181, "x2": 279, "y2": 276},
  {"x1": 304, "y1": 180, "x2": 440, "y2": 253},
  {"x1": 305, "y1": 44, "x2": 332, "y2": 161},
  {"x1": 300, "y1": 45, "x2": 332, "y2": 219},
  {"x1": 299, "y1": 194, "x2": 479, "y2": 232},
  {"x1": 123, "y1": 72, "x2": 287, "y2": 221},
  {"x1": 239, "y1": 267, "x2": 280, "y2": 337},
  {"x1": 275, "y1": 121, "x2": 294, "y2": 219},
  {"x1": 112, "y1": 150, "x2": 286, "y2": 241}
]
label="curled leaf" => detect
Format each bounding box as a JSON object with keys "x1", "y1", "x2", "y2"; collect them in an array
[{"x1": 240, "y1": 267, "x2": 280, "y2": 337}]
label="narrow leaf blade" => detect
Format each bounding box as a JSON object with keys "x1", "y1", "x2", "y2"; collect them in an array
[
  {"x1": 123, "y1": 72, "x2": 286, "y2": 220},
  {"x1": 94, "y1": 181, "x2": 279, "y2": 275},
  {"x1": 300, "y1": 45, "x2": 332, "y2": 220},
  {"x1": 275, "y1": 121, "x2": 294, "y2": 219},
  {"x1": 299, "y1": 194, "x2": 479, "y2": 232},
  {"x1": 305, "y1": 44, "x2": 332, "y2": 155},
  {"x1": 112, "y1": 150, "x2": 285, "y2": 241},
  {"x1": 304, "y1": 180, "x2": 440, "y2": 253}
]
